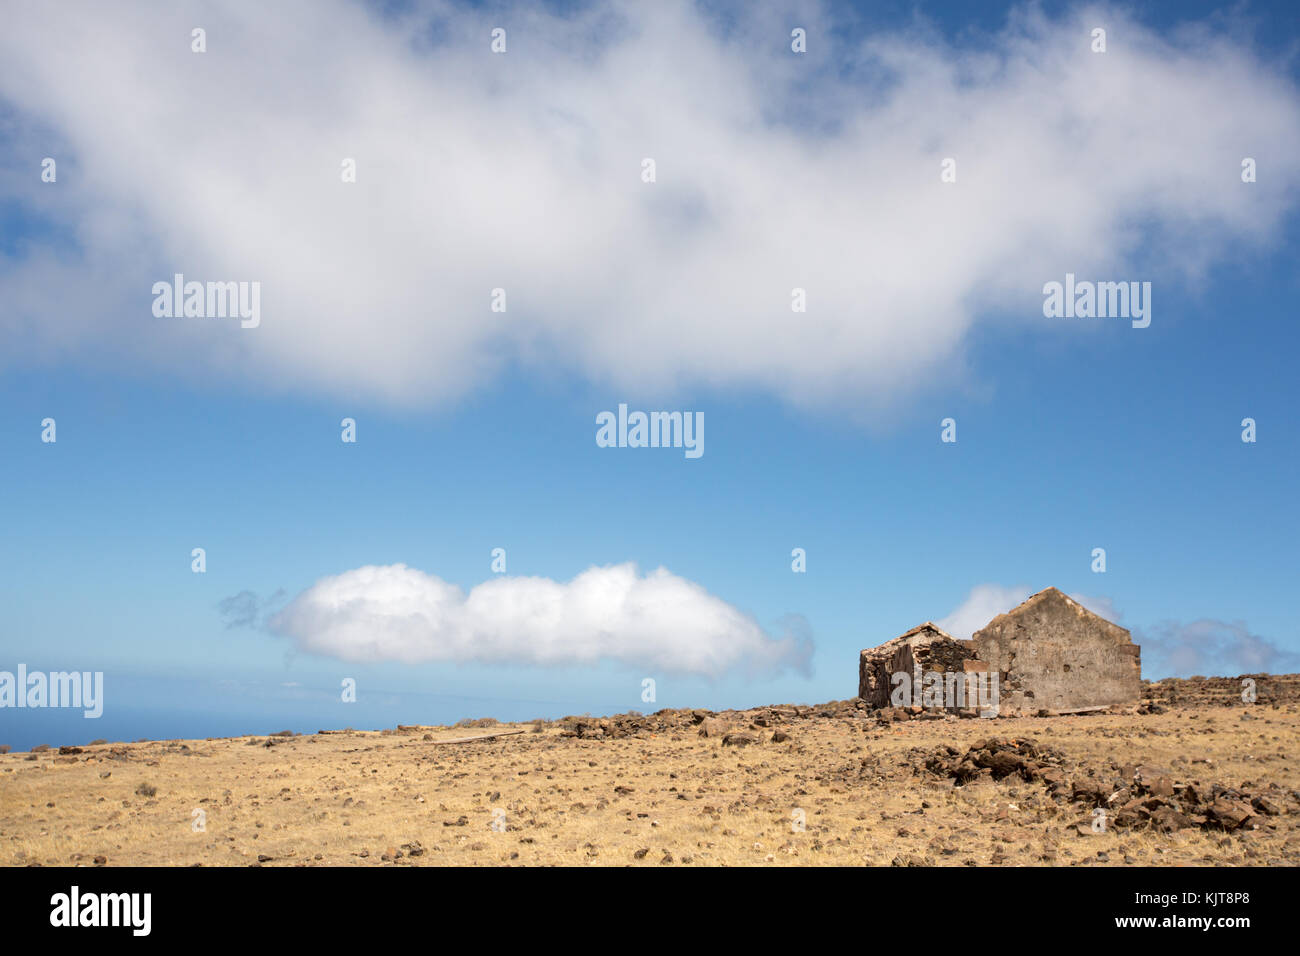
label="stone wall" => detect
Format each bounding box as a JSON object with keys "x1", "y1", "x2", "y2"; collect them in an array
[
  {"x1": 970, "y1": 588, "x2": 1141, "y2": 715},
  {"x1": 858, "y1": 624, "x2": 977, "y2": 709}
]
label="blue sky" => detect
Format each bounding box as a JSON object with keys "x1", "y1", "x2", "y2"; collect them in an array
[{"x1": 1, "y1": 0, "x2": 1298, "y2": 749}]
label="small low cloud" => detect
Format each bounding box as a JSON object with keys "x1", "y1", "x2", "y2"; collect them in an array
[
  {"x1": 1137, "y1": 620, "x2": 1300, "y2": 679},
  {"x1": 268, "y1": 563, "x2": 813, "y2": 678},
  {"x1": 217, "y1": 589, "x2": 285, "y2": 630},
  {"x1": 217, "y1": 591, "x2": 261, "y2": 629},
  {"x1": 938, "y1": 584, "x2": 1031, "y2": 639},
  {"x1": 938, "y1": 583, "x2": 1121, "y2": 639},
  {"x1": 1071, "y1": 593, "x2": 1122, "y2": 625}
]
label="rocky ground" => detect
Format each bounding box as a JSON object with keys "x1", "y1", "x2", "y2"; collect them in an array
[{"x1": 2, "y1": 674, "x2": 1297, "y2": 866}]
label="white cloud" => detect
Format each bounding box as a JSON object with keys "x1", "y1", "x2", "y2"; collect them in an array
[
  {"x1": 938, "y1": 584, "x2": 1031, "y2": 639},
  {"x1": 267, "y1": 562, "x2": 812, "y2": 676},
  {"x1": 1070, "y1": 592, "x2": 1122, "y2": 625},
  {"x1": 1138, "y1": 619, "x2": 1300, "y2": 679},
  {"x1": 938, "y1": 583, "x2": 1121, "y2": 638},
  {"x1": 1, "y1": 2, "x2": 1297, "y2": 412}
]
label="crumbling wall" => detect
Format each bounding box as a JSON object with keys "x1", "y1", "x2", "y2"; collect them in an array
[
  {"x1": 971, "y1": 588, "x2": 1141, "y2": 715},
  {"x1": 858, "y1": 625, "x2": 978, "y2": 709},
  {"x1": 859, "y1": 642, "x2": 919, "y2": 708}
]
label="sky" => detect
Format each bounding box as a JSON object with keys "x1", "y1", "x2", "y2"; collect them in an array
[{"x1": 1, "y1": 0, "x2": 1298, "y2": 749}]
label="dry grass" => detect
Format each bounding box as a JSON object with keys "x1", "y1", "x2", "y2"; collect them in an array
[{"x1": 2, "y1": 702, "x2": 1298, "y2": 866}]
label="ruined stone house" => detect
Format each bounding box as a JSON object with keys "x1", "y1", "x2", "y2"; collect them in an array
[
  {"x1": 858, "y1": 622, "x2": 977, "y2": 709},
  {"x1": 858, "y1": 587, "x2": 1142, "y2": 715}
]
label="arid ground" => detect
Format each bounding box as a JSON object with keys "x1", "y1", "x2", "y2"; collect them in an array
[{"x1": 3, "y1": 676, "x2": 1298, "y2": 866}]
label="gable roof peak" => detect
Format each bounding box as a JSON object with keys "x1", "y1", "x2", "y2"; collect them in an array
[{"x1": 899, "y1": 620, "x2": 956, "y2": 641}]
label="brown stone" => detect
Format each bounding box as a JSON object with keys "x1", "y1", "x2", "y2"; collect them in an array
[
  {"x1": 1252, "y1": 795, "x2": 1284, "y2": 816},
  {"x1": 1040, "y1": 769, "x2": 1068, "y2": 792},
  {"x1": 981, "y1": 751, "x2": 1027, "y2": 779},
  {"x1": 1149, "y1": 806, "x2": 1193, "y2": 833},
  {"x1": 1206, "y1": 799, "x2": 1255, "y2": 831},
  {"x1": 698, "y1": 718, "x2": 728, "y2": 738},
  {"x1": 1071, "y1": 780, "x2": 1108, "y2": 806},
  {"x1": 1147, "y1": 776, "x2": 1175, "y2": 798}
]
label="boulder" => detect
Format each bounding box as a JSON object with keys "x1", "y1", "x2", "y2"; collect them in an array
[
  {"x1": 1206, "y1": 799, "x2": 1255, "y2": 831},
  {"x1": 698, "y1": 718, "x2": 729, "y2": 738}
]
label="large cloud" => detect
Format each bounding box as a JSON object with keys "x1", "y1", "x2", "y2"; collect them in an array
[
  {"x1": 0, "y1": 2, "x2": 1296, "y2": 411},
  {"x1": 267, "y1": 562, "x2": 813, "y2": 676}
]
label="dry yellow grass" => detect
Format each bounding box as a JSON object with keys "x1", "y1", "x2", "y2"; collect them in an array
[{"x1": 2, "y1": 701, "x2": 1298, "y2": 866}]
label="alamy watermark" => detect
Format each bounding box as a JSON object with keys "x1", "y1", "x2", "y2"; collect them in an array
[
  {"x1": 152, "y1": 274, "x2": 260, "y2": 328},
  {"x1": 0, "y1": 664, "x2": 103, "y2": 718},
  {"x1": 50, "y1": 886, "x2": 150, "y2": 936},
  {"x1": 1043, "y1": 273, "x2": 1150, "y2": 328},
  {"x1": 890, "y1": 669, "x2": 1000, "y2": 716},
  {"x1": 596, "y1": 403, "x2": 703, "y2": 459}
]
